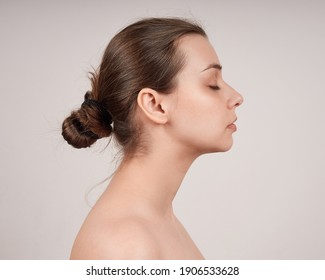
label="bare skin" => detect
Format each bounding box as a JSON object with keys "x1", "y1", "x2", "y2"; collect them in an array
[
  {"x1": 70, "y1": 34, "x2": 243, "y2": 259},
  {"x1": 70, "y1": 156, "x2": 203, "y2": 259}
]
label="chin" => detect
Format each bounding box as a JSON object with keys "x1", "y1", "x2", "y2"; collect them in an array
[
  {"x1": 199, "y1": 142, "x2": 233, "y2": 155},
  {"x1": 212, "y1": 139, "x2": 234, "y2": 153}
]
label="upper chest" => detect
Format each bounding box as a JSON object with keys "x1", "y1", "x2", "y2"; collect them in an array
[{"x1": 151, "y1": 218, "x2": 204, "y2": 259}]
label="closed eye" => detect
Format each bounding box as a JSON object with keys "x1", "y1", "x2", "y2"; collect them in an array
[{"x1": 209, "y1": 85, "x2": 220, "y2": 90}]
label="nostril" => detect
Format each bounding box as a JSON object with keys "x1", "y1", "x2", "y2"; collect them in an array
[
  {"x1": 235, "y1": 100, "x2": 242, "y2": 107},
  {"x1": 236, "y1": 95, "x2": 244, "y2": 107}
]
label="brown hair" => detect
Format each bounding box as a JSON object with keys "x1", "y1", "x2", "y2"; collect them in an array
[{"x1": 62, "y1": 17, "x2": 206, "y2": 156}]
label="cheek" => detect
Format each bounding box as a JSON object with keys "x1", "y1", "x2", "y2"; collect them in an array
[
  {"x1": 186, "y1": 90, "x2": 224, "y2": 130},
  {"x1": 170, "y1": 88, "x2": 226, "y2": 146}
]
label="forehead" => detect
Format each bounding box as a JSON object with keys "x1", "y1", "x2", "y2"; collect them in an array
[{"x1": 177, "y1": 34, "x2": 220, "y2": 74}]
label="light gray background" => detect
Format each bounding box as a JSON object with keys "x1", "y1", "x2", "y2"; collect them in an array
[{"x1": 1, "y1": 0, "x2": 324, "y2": 259}]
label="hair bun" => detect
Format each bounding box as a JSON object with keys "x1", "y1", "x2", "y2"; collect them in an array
[
  {"x1": 82, "y1": 92, "x2": 113, "y2": 125},
  {"x1": 62, "y1": 92, "x2": 113, "y2": 149}
]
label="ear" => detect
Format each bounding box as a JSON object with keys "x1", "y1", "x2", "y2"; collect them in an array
[{"x1": 137, "y1": 88, "x2": 168, "y2": 124}]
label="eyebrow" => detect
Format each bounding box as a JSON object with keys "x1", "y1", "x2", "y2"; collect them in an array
[{"x1": 201, "y1": 63, "x2": 223, "y2": 72}]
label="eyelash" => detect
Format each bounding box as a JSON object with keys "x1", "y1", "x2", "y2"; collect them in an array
[{"x1": 209, "y1": 85, "x2": 220, "y2": 90}]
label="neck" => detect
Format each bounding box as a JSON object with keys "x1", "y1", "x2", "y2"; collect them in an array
[{"x1": 106, "y1": 144, "x2": 199, "y2": 217}]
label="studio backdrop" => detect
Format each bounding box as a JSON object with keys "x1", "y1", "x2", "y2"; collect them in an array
[{"x1": 0, "y1": 0, "x2": 324, "y2": 259}]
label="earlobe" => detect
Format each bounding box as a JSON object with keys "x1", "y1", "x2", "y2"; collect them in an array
[{"x1": 137, "y1": 88, "x2": 168, "y2": 124}]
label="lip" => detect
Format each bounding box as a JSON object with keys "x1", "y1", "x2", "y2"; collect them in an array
[
  {"x1": 227, "y1": 117, "x2": 237, "y2": 131},
  {"x1": 227, "y1": 123, "x2": 237, "y2": 131}
]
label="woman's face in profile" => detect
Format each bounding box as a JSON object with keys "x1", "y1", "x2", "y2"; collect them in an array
[{"x1": 167, "y1": 34, "x2": 243, "y2": 155}]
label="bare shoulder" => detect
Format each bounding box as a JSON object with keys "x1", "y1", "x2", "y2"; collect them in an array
[{"x1": 70, "y1": 216, "x2": 160, "y2": 260}]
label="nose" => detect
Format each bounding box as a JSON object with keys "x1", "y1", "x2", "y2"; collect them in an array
[{"x1": 228, "y1": 85, "x2": 244, "y2": 109}]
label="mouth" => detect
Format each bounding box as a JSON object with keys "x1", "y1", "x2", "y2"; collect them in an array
[
  {"x1": 227, "y1": 117, "x2": 238, "y2": 131},
  {"x1": 228, "y1": 117, "x2": 237, "y2": 126}
]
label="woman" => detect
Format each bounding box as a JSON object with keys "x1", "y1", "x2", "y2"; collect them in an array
[{"x1": 62, "y1": 17, "x2": 243, "y2": 259}]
